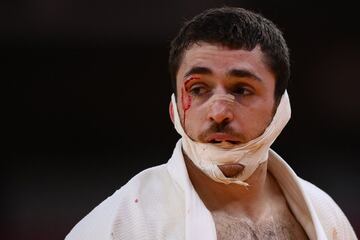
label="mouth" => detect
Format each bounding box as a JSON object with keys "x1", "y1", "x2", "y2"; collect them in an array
[
  {"x1": 209, "y1": 139, "x2": 239, "y2": 144},
  {"x1": 206, "y1": 133, "x2": 241, "y2": 148}
]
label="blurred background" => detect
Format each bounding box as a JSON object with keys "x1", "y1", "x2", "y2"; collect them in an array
[{"x1": 5, "y1": 0, "x2": 360, "y2": 239}]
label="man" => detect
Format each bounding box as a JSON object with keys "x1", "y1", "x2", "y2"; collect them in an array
[{"x1": 66, "y1": 7, "x2": 357, "y2": 240}]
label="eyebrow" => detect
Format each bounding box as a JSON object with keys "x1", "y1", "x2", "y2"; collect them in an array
[
  {"x1": 227, "y1": 69, "x2": 262, "y2": 82},
  {"x1": 184, "y1": 66, "x2": 212, "y2": 79},
  {"x1": 184, "y1": 66, "x2": 262, "y2": 82}
]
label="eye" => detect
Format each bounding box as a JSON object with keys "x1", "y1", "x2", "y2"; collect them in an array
[
  {"x1": 188, "y1": 84, "x2": 209, "y2": 96},
  {"x1": 232, "y1": 86, "x2": 253, "y2": 96}
]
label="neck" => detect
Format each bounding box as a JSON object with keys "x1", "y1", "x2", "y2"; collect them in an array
[{"x1": 184, "y1": 152, "x2": 273, "y2": 220}]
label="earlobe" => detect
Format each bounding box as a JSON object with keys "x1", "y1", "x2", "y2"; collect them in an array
[{"x1": 169, "y1": 101, "x2": 174, "y2": 123}]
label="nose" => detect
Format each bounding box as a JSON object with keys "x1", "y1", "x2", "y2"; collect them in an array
[{"x1": 207, "y1": 100, "x2": 234, "y2": 124}]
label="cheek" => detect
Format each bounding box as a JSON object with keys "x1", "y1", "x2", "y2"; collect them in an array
[
  {"x1": 183, "y1": 108, "x2": 202, "y2": 139},
  {"x1": 241, "y1": 104, "x2": 273, "y2": 139}
]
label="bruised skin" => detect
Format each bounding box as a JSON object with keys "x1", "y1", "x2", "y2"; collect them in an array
[{"x1": 181, "y1": 77, "x2": 243, "y2": 178}]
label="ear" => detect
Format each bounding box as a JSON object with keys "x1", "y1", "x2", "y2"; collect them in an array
[{"x1": 169, "y1": 101, "x2": 174, "y2": 124}]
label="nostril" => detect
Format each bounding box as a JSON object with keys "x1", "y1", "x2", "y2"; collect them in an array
[
  {"x1": 208, "y1": 111, "x2": 233, "y2": 124},
  {"x1": 207, "y1": 100, "x2": 235, "y2": 124},
  {"x1": 210, "y1": 116, "x2": 230, "y2": 125}
]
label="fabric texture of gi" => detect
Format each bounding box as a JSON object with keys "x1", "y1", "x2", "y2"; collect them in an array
[{"x1": 66, "y1": 140, "x2": 357, "y2": 240}]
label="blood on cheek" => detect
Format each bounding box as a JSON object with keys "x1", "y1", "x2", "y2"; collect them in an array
[
  {"x1": 181, "y1": 86, "x2": 192, "y2": 127},
  {"x1": 180, "y1": 77, "x2": 198, "y2": 127},
  {"x1": 181, "y1": 87, "x2": 192, "y2": 111}
]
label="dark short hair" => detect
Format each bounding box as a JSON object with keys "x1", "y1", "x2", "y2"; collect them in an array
[{"x1": 169, "y1": 7, "x2": 290, "y2": 102}]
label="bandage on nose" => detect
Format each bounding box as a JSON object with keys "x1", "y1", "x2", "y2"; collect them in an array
[
  {"x1": 208, "y1": 93, "x2": 236, "y2": 104},
  {"x1": 207, "y1": 94, "x2": 236, "y2": 122}
]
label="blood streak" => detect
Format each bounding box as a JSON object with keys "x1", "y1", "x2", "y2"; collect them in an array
[
  {"x1": 181, "y1": 87, "x2": 191, "y2": 127},
  {"x1": 181, "y1": 87, "x2": 192, "y2": 111},
  {"x1": 181, "y1": 77, "x2": 198, "y2": 127}
]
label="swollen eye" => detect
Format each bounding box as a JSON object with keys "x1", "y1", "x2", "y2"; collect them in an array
[
  {"x1": 189, "y1": 85, "x2": 208, "y2": 96},
  {"x1": 190, "y1": 87, "x2": 204, "y2": 95}
]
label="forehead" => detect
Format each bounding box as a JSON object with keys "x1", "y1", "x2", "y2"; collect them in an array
[{"x1": 176, "y1": 42, "x2": 273, "y2": 83}]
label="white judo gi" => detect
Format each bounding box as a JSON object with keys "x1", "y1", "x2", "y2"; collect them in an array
[{"x1": 66, "y1": 140, "x2": 357, "y2": 240}]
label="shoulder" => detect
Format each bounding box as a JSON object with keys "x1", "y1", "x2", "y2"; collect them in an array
[
  {"x1": 66, "y1": 164, "x2": 185, "y2": 240},
  {"x1": 299, "y1": 179, "x2": 357, "y2": 240}
]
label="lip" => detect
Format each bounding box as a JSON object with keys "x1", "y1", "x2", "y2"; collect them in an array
[{"x1": 205, "y1": 133, "x2": 241, "y2": 144}]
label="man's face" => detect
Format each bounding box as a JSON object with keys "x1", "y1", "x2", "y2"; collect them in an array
[{"x1": 174, "y1": 42, "x2": 276, "y2": 145}]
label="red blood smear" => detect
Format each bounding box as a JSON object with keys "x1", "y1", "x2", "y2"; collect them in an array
[
  {"x1": 181, "y1": 88, "x2": 191, "y2": 128},
  {"x1": 181, "y1": 87, "x2": 192, "y2": 111},
  {"x1": 180, "y1": 77, "x2": 199, "y2": 127}
]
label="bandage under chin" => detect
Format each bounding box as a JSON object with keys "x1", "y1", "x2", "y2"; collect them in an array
[{"x1": 172, "y1": 91, "x2": 291, "y2": 186}]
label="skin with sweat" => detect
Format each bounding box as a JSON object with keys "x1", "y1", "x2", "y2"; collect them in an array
[{"x1": 170, "y1": 42, "x2": 308, "y2": 239}]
